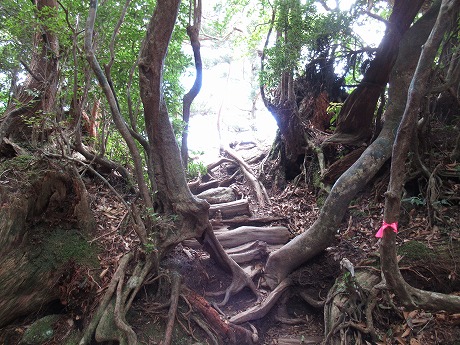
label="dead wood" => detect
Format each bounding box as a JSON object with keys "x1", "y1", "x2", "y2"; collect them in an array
[
  {"x1": 182, "y1": 286, "x2": 257, "y2": 344},
  {"x1": 215, "y1": 226, "x2": 291, "y2": 249},
  {"x1": 275, "y1": 336, "x2": 323, "y2": 344},
  {"x1": 209, "y1": 199, "x2": 251, "y2": 219},
  {"x1": 189, "y1": 178, "x2": 219, "y2": 195},
  {"x1": 197, "y1": 186, "x2": 236, "y2": 204},
  {"x1": 223, "y1": 146, "x2": 271, "y2": 207},
  {"x1": 225, "y1": 241, "x2": 269, "y2": 264},
  {"x1": 230, "y1": 278, "x2": 292, "y2": 324},
  {"x1": 221, "y1": 215, "x2": 286, "y2": 227}
]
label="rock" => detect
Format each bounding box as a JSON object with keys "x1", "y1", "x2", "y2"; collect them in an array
[
  {"x1": 196, "y1": 187, "x2": 236, "y2": 204},
  {"x1": 20, "y1": 315, "x2": 60, "y2": 345}
]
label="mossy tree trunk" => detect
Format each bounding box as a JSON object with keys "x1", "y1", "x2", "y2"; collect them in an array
[{"x1": 0, "y1": 159, "x2": 96, "y2": 327}]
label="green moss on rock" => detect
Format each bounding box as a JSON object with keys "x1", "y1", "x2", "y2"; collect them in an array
[
  {"x1": 398, "y1": 241, "x2": 435, "y2": 261},
  {"x1": 20, "y1": 315, "x2": 60, "y2": 345}
]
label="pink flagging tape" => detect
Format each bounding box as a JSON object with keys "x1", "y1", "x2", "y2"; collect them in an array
[{"x1": 375, "y1": 221, "x2": 398, "y2": 238}]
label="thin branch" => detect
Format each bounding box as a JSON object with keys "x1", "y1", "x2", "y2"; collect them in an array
[
  {"x1": 19, "y1": 59, "x2": 42, "y2": 82},
  {"x1": 364, "y1": 10, "x2": 390, "y2": 26},
  {"x1": 84, "y1": 0, "x2": 153, "y2": 211}
]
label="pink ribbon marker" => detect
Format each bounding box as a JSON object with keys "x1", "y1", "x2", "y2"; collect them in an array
[{"x1": 375, "y1": 221, "x2": 398, "y2": 238}]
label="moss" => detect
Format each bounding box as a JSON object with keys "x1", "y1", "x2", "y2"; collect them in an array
[
  {"x1": 20, "y1": 315, "x2": 60, "y2": 345},
  {"x1": 31, "y1": 228, "x2": 98, "y2": 271},
  {"x1": 398, "y1": 241, "x2": 435, "y2": 261},
  {"x1": 45, "y1": 229, "x2": 98, "y2": 267},
  {"x1": 0, "y1": 154, "x2": 35, "y2": 171}
]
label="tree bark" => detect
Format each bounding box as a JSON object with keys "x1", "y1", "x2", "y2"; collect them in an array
[
  {"x1": 181, "y1": 0, "x2": 203, "y2": 167},
  {"x1": 327, "y1": 0, "x2": 426, "y2": 144},
  {"x1": 380, "y1": 0, "x2": 460, "y2": 312},
  {"x1": 263, "y1": 1, "x2": 442, "y2": 289},
  {"x1": 85, "y1": 0, "x2": 153, "y2": 216},
  {"x1": 209, "y1": 199, "x2": 251, "y2": 218},
  {"x1": 0, "y1": 162, "x2": 95, "y2": 327},
  {"x1": 0, "y1": 0, "x2": 59, "y2": 144}
]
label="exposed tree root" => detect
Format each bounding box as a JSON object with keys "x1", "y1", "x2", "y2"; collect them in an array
[
  {"x1": 230, "y1": 278, "x2": 292, "y2": 324},
  {"x1": 79, "y1": 252, "x2": 133, "y2": 345},
  {"x1": 215, "y1": 226, "x2": 290, "y2": 248},
  {"x1": 162, "y1": 271, "x2": 182, "y2": 345},
  {"x1": 182, "y1": 286, "x2": 258, "y2": 344},
  {"x1": 263, "y1": 3, "x2": 441, "y2": 289},
  {"x1": 200, "y1": 224, "x2": 260, "y2": 306},
  {"x1": 79, "y1": 252, "x2": 155, "y2": 345},
  {"x1": 224, "y1": 146, "x2": 271, "y2": 207},
  {"x1": 323, "y1": 270, "x2": 381, "y2": 345}
]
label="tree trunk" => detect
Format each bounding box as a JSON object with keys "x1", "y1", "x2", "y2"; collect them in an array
[
  {"x1": 0, "y1": 0, "x2": 59, "y2": 144},
  {"x1": 181, "y1": 0, "x2": 203, "y2": 167},
  {"x1": 0, "y1": 160, "x2": 95, "y2": 327},
  {"x1": 327, "y1": 0, "x2": 426, "y2": 145},
  {"x1": 380, "y1": 0, "x2": 460, "y2": 313},
  {"x1": 263, "y1": 1, "x2": 442, "y2": 289}
]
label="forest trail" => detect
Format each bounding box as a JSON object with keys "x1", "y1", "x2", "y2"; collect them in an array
[{"x1": 1, "y1": 140, "x2": 459, "y2": 345}]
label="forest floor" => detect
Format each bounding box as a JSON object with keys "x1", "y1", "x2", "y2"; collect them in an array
[
  {"x1": 2, "y1": 135, "x2": 460, "y2": 345},
  {"x1": 88, "y1": 141, "x2": 460, "y2": 345}
]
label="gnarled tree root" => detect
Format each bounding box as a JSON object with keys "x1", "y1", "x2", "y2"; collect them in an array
[
  {"x1": 323, "y1": 270, "x2": 381, "y2": 345},
  {"x1": 79, "y1": 252, "x2": 154, "y2": 345},
  {"x1": 200, "y1": 224, "x2": 260, "y2": 306},
  {"x1": 230, "y1": 278, "x2": 292, "y2": 324},
  {"x1": 182, "y1": 286, "x2": 258, "y2": 344}
]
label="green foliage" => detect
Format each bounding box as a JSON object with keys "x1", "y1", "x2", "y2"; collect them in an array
[
  {"x1": 187, "y1": 160, "x2": 207, "y2": 179},
  {"x1": 327, "y1": 102, "x2": 343, "y2": 128},
  {"x1": 260, "y1": 0, "x2": 357, "y2": 89},
  {"x1": 144, "y1": 238, "x2": 157, "y2": 254}
]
